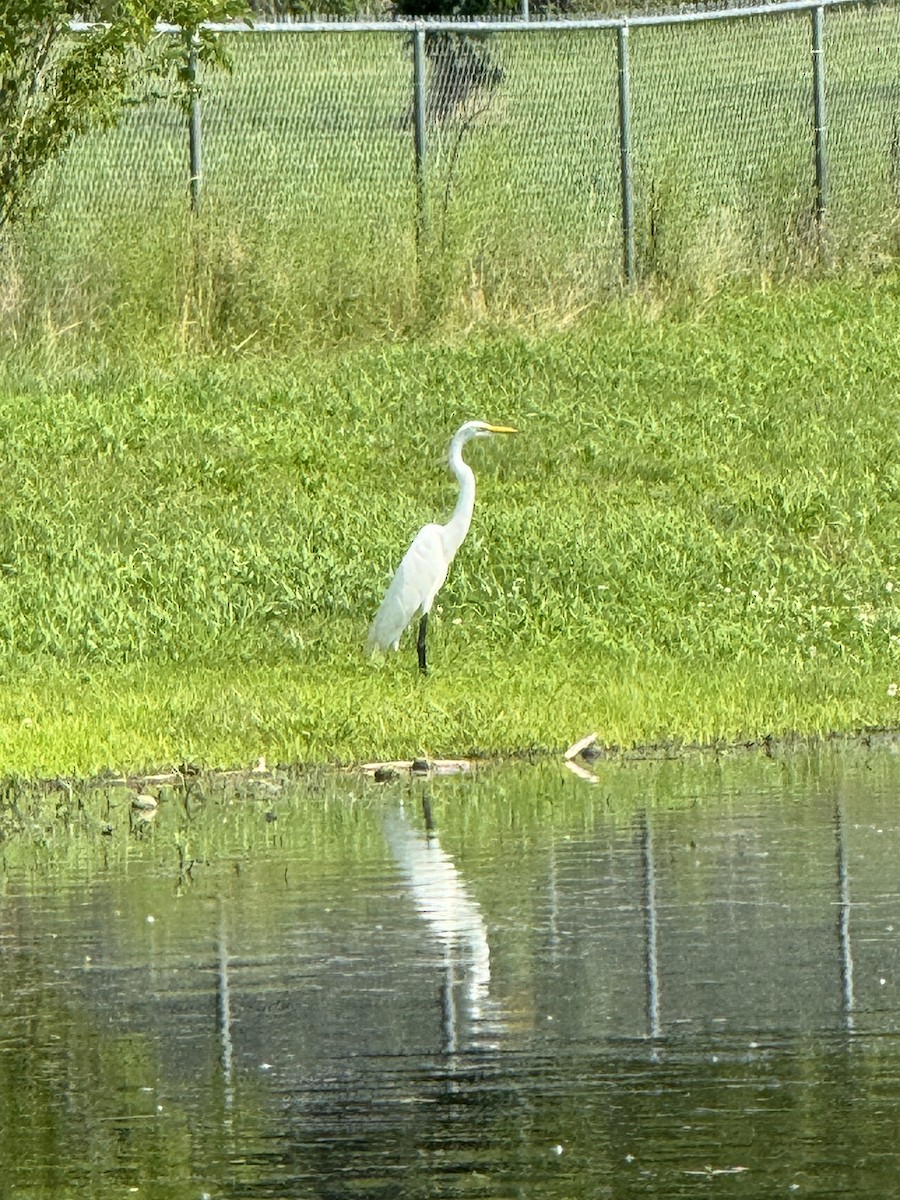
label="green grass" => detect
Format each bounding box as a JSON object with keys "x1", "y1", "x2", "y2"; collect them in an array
[{"x1": 1, "y1": 277, "x2": 900, "y2": 776}]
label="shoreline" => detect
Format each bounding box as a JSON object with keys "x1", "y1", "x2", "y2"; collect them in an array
[{"x1": 6, "y1": 723, "x2": 900, "y2": 796}]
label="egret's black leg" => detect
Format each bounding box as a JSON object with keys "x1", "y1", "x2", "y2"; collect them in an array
[{"x1": 417, "y1": 613, "x2": 428, "y2": 674}]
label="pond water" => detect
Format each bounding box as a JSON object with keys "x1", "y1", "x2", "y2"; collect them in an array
[{"x1": 3, "y1": 747, "x2": 900, "y2": 1198}]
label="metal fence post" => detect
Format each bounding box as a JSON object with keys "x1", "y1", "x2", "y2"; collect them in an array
[
  {"x1": 412, "y1": 27, "x2": 428, "y2": 244},
  {"x1": 188, "y1": 31, "x2": 202, "y2": 213},
  {"x1": 812, "y1": 5, "x2": 828, "y2": 232},
  {"x1": 617, "y1": 23, "x2": 636, "y2": 285}
]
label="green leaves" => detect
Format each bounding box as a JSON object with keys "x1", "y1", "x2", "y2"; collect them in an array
[{"x1": 0, "y1": 0, "x2": 248, "y2": 231}]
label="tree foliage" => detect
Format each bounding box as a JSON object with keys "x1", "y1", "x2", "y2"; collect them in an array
[
  {"x1": 247, "y1": 0, "x2": 366, "y2": 13},
  {"x1": 0, "y1": 1, "x2": 248, "y2": 231}
]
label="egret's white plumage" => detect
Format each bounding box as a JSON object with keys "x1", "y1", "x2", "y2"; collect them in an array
[{"x1": 368, "y1": 420, "x2": 516, "y2": 670}]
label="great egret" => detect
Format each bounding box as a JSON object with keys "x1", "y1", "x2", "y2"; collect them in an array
[{"x1": 368, "y1": 420, "x2": 517, "y2": 672}]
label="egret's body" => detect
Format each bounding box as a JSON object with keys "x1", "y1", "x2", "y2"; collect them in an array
[{"x1": 368, "y1": 420, "x2": 516, "y2": 671}]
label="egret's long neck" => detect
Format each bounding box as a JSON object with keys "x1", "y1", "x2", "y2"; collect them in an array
[{"x1": 442, "y1": 433, "x2": 477, "y2": 559}]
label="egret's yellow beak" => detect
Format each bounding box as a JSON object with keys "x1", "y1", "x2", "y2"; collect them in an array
[{"x1": 486, "y1": 424, "x2": 518, "y2": 434}]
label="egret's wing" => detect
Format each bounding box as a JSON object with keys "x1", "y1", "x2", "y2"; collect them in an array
[{"x1": 368, "y1": 524, "x2": 449, "y2": 653}]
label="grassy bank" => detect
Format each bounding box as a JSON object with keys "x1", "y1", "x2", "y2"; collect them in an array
[{"x1": 2, "y1": 278, "x2": 900, "y2": 776}]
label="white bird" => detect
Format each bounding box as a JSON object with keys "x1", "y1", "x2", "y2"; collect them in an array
[{"x1": 368, "y1": 420, "x2": 517, "y2": 672}]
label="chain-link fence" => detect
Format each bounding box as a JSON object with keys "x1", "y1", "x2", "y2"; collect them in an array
[{"x1": 13, "y1": 1, "x2": 900, "y2": 339}]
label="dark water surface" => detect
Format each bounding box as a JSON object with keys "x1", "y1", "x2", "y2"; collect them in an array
[{"x1": 3, "y1": 748, "x2": 900, "y2": 1198}]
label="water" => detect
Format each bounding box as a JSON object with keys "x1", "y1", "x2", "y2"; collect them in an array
[{"x1": 3, "y1": 748, "x2": 900, "y2": 1198}]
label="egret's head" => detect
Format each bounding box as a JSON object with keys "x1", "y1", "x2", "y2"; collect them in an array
[{"x1": 458, "y1": 420, "x2": 518, "y2": 442}]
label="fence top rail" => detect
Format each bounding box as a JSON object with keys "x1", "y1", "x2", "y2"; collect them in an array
[{"x1": 69, "y1": 0, "x2": 877, "y2": 35}]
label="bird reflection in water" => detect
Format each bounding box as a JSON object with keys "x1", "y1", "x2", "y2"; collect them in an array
[{"x1": 383, "y1": 801, "x2": 500, "y2": 1053}]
